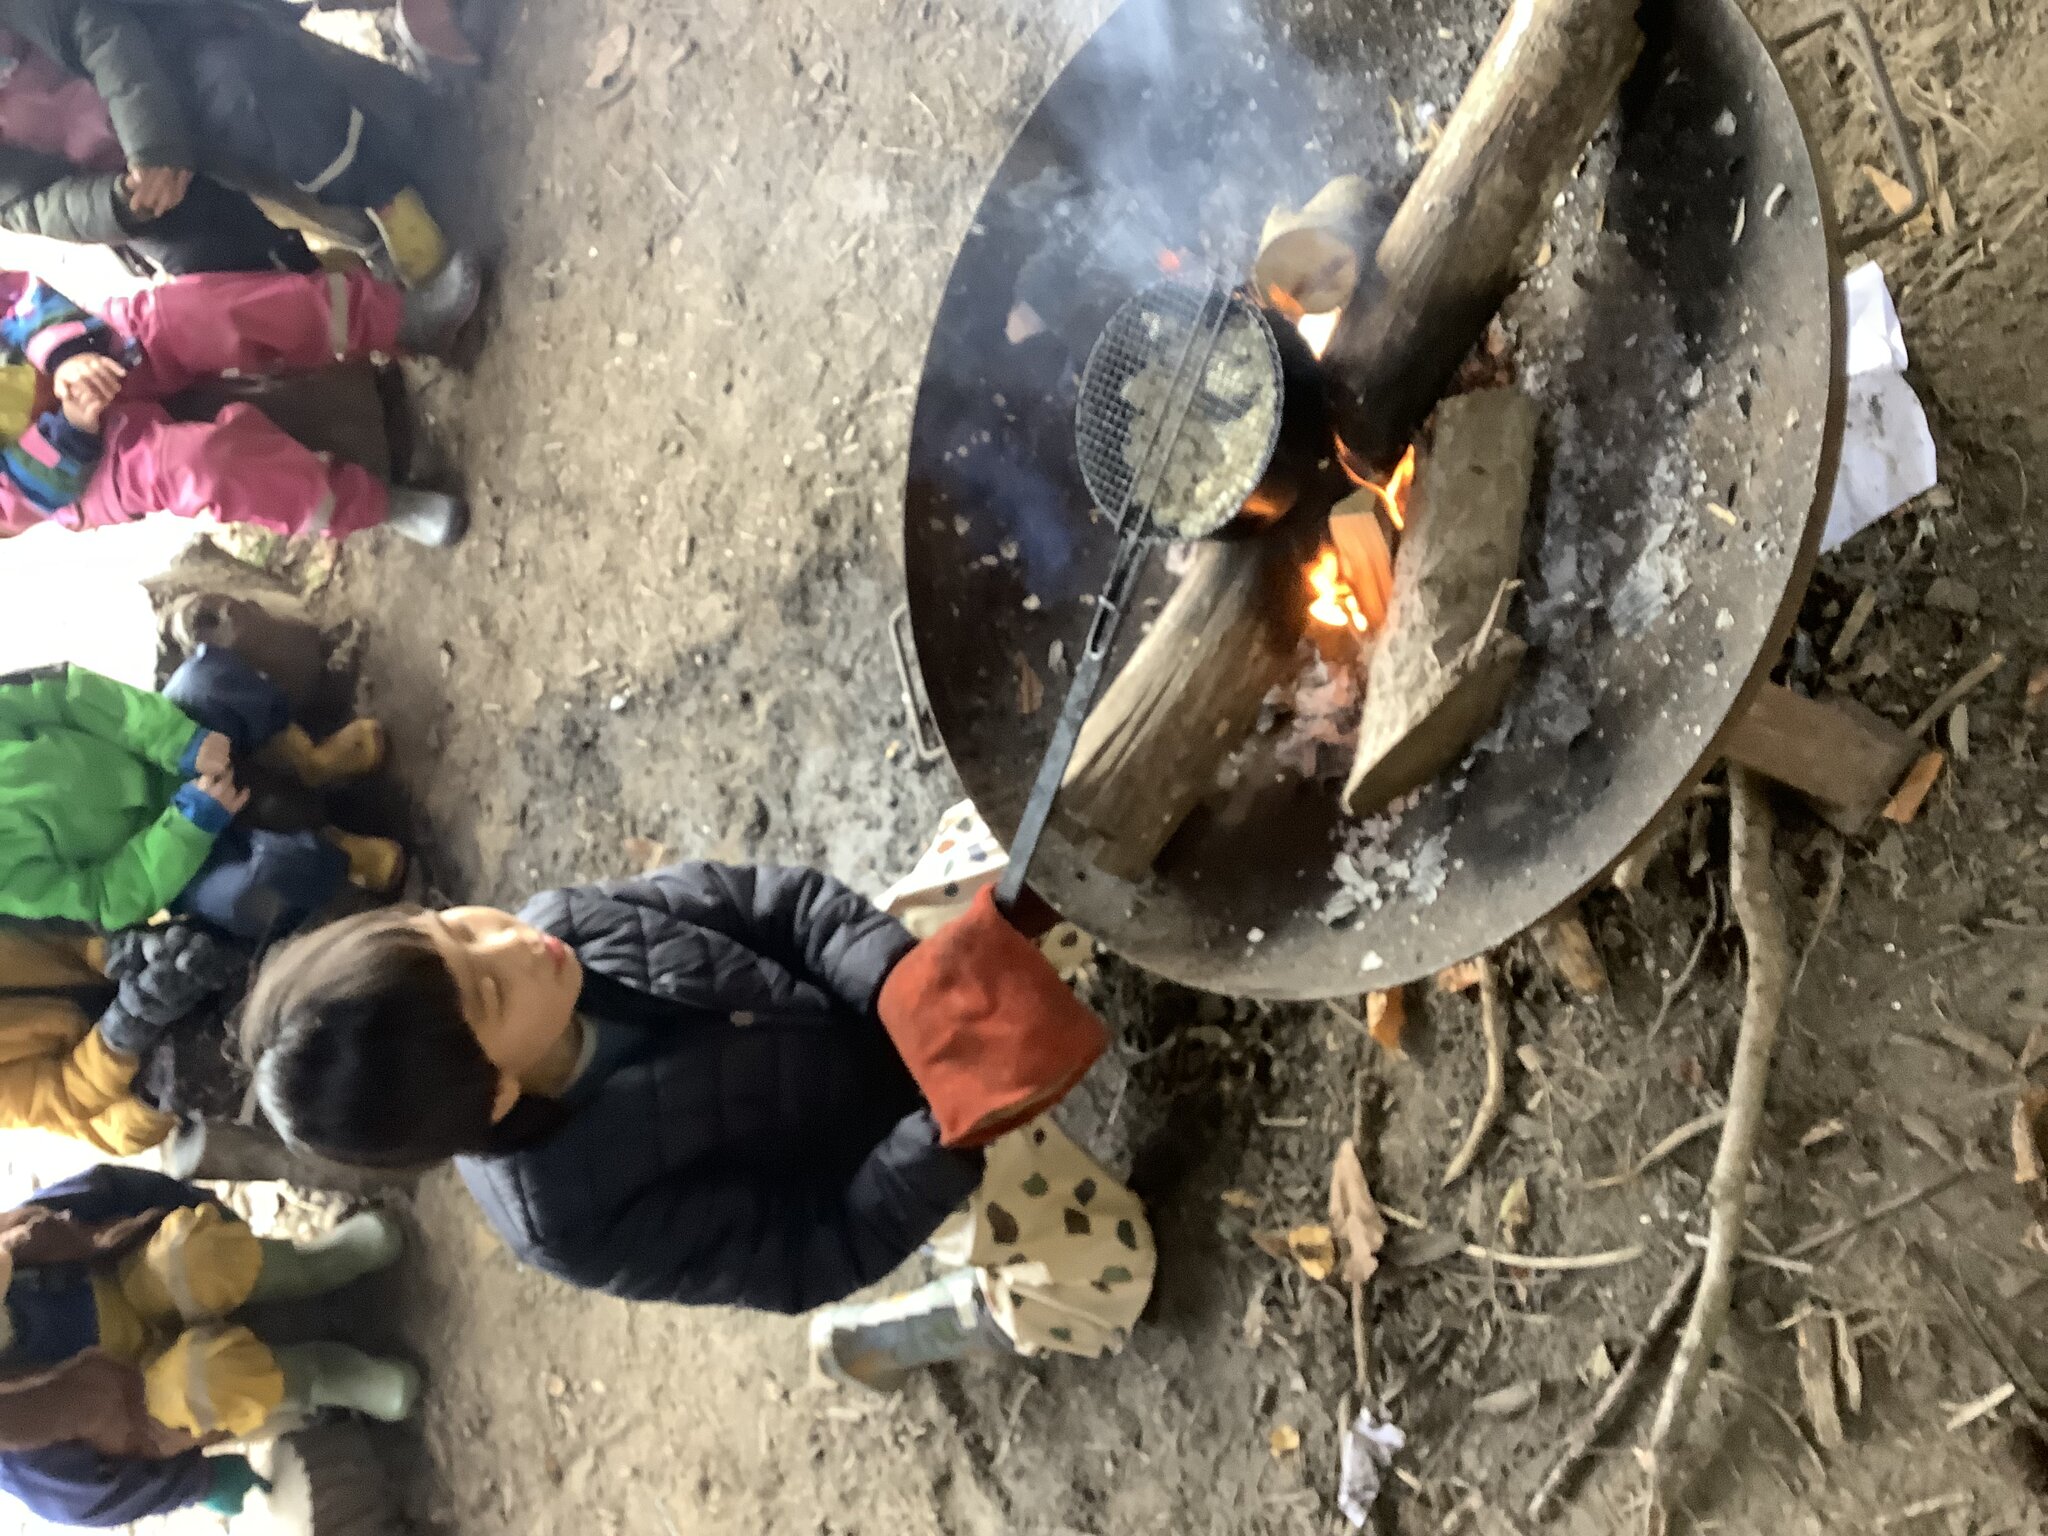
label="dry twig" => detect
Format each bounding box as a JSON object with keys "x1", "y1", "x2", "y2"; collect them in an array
[
  {"x1": 1908, "y1": 651, "x2": 2004, "y2": 738},
  {"x1": 1586, "y1": 1109, "x2": 1728, "y2": 1189},
  {"x1": 1646, "y1": 769, "x2": 1789, "y2": 1514},
  {"x1": 1650, "y1": 881, "x2": 1718, "y2": 1036},
  {"x1": 1528, "y1": 1252, "x2": 1705, "y2": 1521},
  {"x1": 1460, "y1": 1242, "x2": 1645, "y2": 1271},
  {"x1": 1791, "y1": 832, "x2": 1845, "y2": 996},
  {"x1": 1442, "y1": 956, "x2": 1505, "y2": 1186}
]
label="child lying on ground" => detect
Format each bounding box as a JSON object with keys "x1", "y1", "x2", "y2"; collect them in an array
[
  {"x1": 0, "y1": 918, "x2": 242, "y2": 1154},
  {"x1": 0, "y1": 258, "x2": 479, "y2": 546},
  {"x1": 242, "y1": 861, "x2": 1155, "y2": 1388},
  {"x1": 0, "y1": 1165, "x2": 416, "y2": 1528},
  {"x1": 0, "y1": 653, "x2": 405, "y2": 940}
]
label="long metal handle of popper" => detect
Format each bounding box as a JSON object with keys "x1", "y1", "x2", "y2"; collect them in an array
[{"x1": 994, "y1": 527, "x2": 1156, "y2": 915}]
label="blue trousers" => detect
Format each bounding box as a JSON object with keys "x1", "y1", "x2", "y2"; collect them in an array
[{"x1": 161, "y1": 646, "x2": 347, "y2": 942}]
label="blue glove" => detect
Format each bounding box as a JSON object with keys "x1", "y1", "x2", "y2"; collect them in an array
[{"x1": 202, "y1": 1454, "x2": 271, "y2": 1516}]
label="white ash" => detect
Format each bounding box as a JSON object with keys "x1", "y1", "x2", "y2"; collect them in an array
[
  {"x1": 1261, "y1": 644, "x2": 1363, "y2": 780},
  {"x1": 1322, "y1": 796, "x2": 1451, "y2": 924},
  {"x1": 1608, "y1": 519, "x2": 1693, "y2": 638}
]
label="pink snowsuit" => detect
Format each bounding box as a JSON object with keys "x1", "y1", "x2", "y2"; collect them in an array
[{"x1": 0, "y1": 269, "x2": 401, "y2": 539}]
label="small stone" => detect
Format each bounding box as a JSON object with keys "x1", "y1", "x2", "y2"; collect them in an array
[
  {"x1": 1924, "y1": 576, "x2": 1981, "y2": 616},
  {"x1": 1681, "y1": 367, "x2": 1705, "y2": 402},
  {"x1": 1712, "y1": 108, "x2": 1738, "y2": 137}
]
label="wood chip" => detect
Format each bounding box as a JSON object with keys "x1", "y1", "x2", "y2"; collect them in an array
[
  {"x1": 1471, "y1": 1381, "x2": 1540, "y2": 1418},
  {"x1": 1015, "y1": 653, "x2": 1043, "y2": 715},
  {"x1": 2026, "y1": 665, "x2": 2048, "y2": 715},
  {"x1": 1829, "y1": 586, "x2": 1878, "y2": 664},
  {"x1": 1268, "y1": 1424, "x2": 1302, "y2": 1458},
  {"x1": 1795, "y1": 1314, "x2": 1845, "y2": 1448},
  {"x1": 1367, "y1": 989, "x2": 1407, "y2": 1055},
  {"x1": 1497, "y1": 1176, "x2": 1531, "y2": 1250},
  {"x1": 1882, "y1": 750, "x2": 1945, "y2": 824},
  {"x1": 1862, "y1": 163, "x2": 1919, "y2": 217},
  {"x1": 1800, "y1": 1117, "x2": 1849, "y2": 1149},
  {"x1": 1950, "y1": 703, "x2": 1970, "y2": 764},
  {"x1": 2013, "y1": 1090, "x2": 2048, "y2": 1186},
  {"x1": 1879, "y1": 1492, "x2": 1971, "y2": 1528},
  {"x1": 585, "y1": 22, "x2": 635, "y2": 89},
  {"x1": 1945, "y1": 1383, "x2": 2015, "y2": 1432},
  {"x1": 1832, "y1": 1311, "x2": 1863, "y2": 1416},
  {"x1": 1436, "y1": 959, "x2": 1484, "y2": 993},
  {"x1": 1534, "y1": 910, "x2": 1608, "y2": 996}
]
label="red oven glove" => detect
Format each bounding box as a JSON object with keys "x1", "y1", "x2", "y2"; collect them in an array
[{"x1": 877, "y1": 885, "x2": 1107, "y2": 1149}]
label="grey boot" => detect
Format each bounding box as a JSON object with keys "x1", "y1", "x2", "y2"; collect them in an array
[
  {"x1": 808, "y1": 1269, "x2": 1015, "y2": 1393},
  {"x1": 384, "y1": 488, "x2": 469, "y2": 547},
  {"x1": 396, "y1": 250, "x2": 481, "y2": 356},
  {"x1": 275, "y1": 1342, "x2": 421, "y2": 1423},
  {"x1": 250, "y1": 1212, "x2": 404, "y2": 1302}
]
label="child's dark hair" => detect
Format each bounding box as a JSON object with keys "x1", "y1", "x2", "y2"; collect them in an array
[{"x1": 242, "y1": 908, "x2": 505, "y2": 1167}]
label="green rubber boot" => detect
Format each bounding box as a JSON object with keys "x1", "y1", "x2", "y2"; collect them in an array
[
  {"x1": 275, "y1": 1342, "x2": 421, "y2": 1423},
  {"x1": 249, "y1": 1212, "x2": 404, "y2": 1302}
]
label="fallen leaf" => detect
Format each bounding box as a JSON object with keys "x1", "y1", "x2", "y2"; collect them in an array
[
  {"x1": 1366, "y1": 989, "x2": 1406, "y2": 1055},
  {"x1": 586, "y1": 22, "x2": 635, "y2": 89},
  {"x1": 1470, "y1": 1382, "x2": 1540, "y2": 1418},
  {"x1": 1435, "y1": 959, "x2": 1484, "y2": 994},
  {"x1": 621, "y1": 835, "x2": 668, "y2": 872},
  {"x1": 2013, "y1": 1089, "x2": 2048, "y2": 1185},
  {"x1": 1329, "y1": 1140, "x2": 1387, "y2": 1285},
  {"x1": 1269, "y1": 1424, "x2": 1301, "y2": 1458},
  {"x1": 1800, "y1": 1117, "x2": 1849, "y2": 1150},
  {"x1": 1287, "y1": 1224, "x2": 1338, "y2": 1282},
  {"x1": 1221, "y1": 1189, "x2": 1260, "y2": 1212},
  {"x1": 1015, "y1": 653, "x2": 1043, "y2": 715},
  {"x1": 1883, "y1": 750, "x2": 1945, "y2": 825},
  {"x1": 1497, "y1": 1176, "x2": 1532, "y2": 1251}
]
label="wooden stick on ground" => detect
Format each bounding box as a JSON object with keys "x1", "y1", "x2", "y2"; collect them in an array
[
  {"x1": 1644, "y1": 768, "x2": 1789, "y2": 1516},
  {"x1": 1442, "y1": 956, "x2": 1506, "y2": 1186},
  {"x1": 1528, "y1": 1253, "x2": 1706, "y2": 1521}
]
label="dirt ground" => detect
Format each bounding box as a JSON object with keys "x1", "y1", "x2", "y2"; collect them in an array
[{"x1": 230, "y1": 0, "x2": 2048, "y2": 1531}]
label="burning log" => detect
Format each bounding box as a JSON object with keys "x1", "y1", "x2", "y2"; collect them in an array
[
  {"x1": 1344, "y1": 388, "x2": 1538, "y2": 816},
  {"x1": 1255, "y1": 175, "x2": 1374, "y2": 317},
  {"x1": 1055, "y1": 525, "x2": 1317, "y2": 880},
  {"x1": 1323, "y1": 0, "x2": 1646, "y2": 468},
  {"x1": 1051, "y1": 0, "x2": 1644, "y2": 884},
  {"x1": 1325, "y1": 491, "x2": 1396, "y2": 632}
]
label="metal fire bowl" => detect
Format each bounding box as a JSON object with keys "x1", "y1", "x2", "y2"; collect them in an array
[{"x1": 901, "y1": 0, "x2": 1846, "y2": 998}]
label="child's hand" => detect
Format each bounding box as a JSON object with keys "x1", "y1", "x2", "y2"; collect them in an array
[
  {"x1": 191, "y1": 767, "x2": 250, "y2": 819},
  {"x1": 193, "y1": 730, "x2": 233, "y2": 778},
  {"x1": 52, "y1": 352, "x2": 126, "y2": 415},
  {"x1": 124, "y1": 164, "x2": 192, "y2": 218}
]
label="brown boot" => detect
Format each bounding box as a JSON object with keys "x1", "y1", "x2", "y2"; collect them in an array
[
  {"x1": 268, "y1": 721, "x2": 387, "y2": 788},
  {"x1": 325, "y1": 830, "x2": 406, "y2": 895}
]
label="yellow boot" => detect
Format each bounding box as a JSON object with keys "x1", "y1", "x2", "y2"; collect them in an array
[
  {"x1": 325, "y1": 830, "x2": 407, "y2": 896},
  {"x1": 267, "y1": 721, "x2": 387, "y2": 789},
  {"x1": 368, "y1": 187, "x2": 449, "y2": 288}
]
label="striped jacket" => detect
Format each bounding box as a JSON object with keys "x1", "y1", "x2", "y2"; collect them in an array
[{"x1": 0, "y1": 271, "x2": 108, "y2": 530}]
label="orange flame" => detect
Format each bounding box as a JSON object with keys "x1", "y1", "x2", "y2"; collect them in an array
[
  {"x1": 1372, "y1": 446, "x2": 1417, "y2": 529},
  {"x1": 1306, "y1": 548, "x2": 1370, "y2": 632},
  {"x1": 1157, "y1": 248, "x2": 1184, "y2": 274}
]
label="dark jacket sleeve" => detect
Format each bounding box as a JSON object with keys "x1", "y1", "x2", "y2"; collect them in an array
[
  {"x1": 4, "y1": 0, "x2": 196, "y2": 171},
  {"x1": 607, "y1": 864, "x2": 916, "y2": 1017},
  {"x1": 26, "y1": 1164, "x2": 213, "y2": 1223},
  {"x1": 0, "y1": 144, "x2": 130, "y2": 245},
  {"x1": 548, "y1": 1108, "x2": 982, "y2": 1313},
  {"x1": 0, "y1": 1442, "x2": 216, "y2": 1526}
]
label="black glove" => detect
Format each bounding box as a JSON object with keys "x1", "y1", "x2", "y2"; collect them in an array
[{"x1": 96, "y1": 925, "x2": 247, "y2": 1058}]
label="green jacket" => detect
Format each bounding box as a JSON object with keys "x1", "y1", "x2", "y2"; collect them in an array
[
  {"x1": 0, "y1": 0, "x2": 196, "y2": 244},
  {"x1": 0, "y1": 665, "x2": 215, "y2": 930}
]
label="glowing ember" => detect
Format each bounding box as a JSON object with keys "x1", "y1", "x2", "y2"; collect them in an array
[
  {"x1": 1295, "y1": 310, "x2": 1339, "y2": 359},
  {"x1": 1307, "y1": 548, "x2": 1371, "y2": 632},
  {"x1": 1157, "y1": 248, "x2": 1185, "y2": 274}
]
